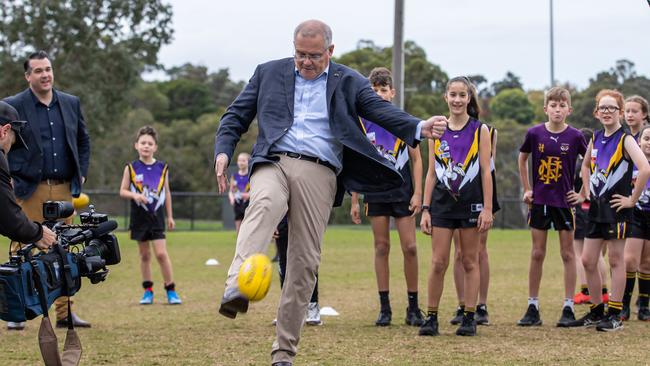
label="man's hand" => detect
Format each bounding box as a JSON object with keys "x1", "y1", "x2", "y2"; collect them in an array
[
  {"x1": 420, "y1": 116, "x2": 448, "y2": 139},
  {"x1": 522, "y1": 190, "x2": 534, "y2": 204},
  {"x1": 215, "y1": 153, "x2": 229, "y2": 194},
  {"x1": 35, "y1": 225, "x2": 56, "y2": 249}
]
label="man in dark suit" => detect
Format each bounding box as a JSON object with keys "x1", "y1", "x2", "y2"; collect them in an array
[
  {"x1": 214, "y1": 20, "x2": 446, "y2": 366},
  {"x1": 4, "y1": 50, "x2": 91, "y2": 330}
]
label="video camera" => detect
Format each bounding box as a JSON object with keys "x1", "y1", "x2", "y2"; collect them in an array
[{"x1": 0, "y1": 201, "x2": 121, "y2": 322}]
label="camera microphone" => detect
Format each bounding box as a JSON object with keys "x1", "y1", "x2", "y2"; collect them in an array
[{"x1": 68, "y1": 220, "x2": 118, "y2": 244}]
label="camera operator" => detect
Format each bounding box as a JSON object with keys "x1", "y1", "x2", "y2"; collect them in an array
[{"x1": 0, "y1": 101, "x2": 56, "y2": 247}]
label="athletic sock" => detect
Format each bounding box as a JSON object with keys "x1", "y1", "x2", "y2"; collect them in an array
[
  {"x1": 142, "y1": 281, "x2": 153, "y2": 291},
  {"x1": 464, "y1": 309, "x2": 475, "y2": 320},
  {"x1": 164, "y1": 282, "x2": 175, "y2": 292},
  {"x1": 580, "y1": 285, "x2": 589, "y2": 295},
  {"x1": 608, "y1": 300, "x2": 623, "y2": 316},
  {"x1": 379, "y1": 291, "x2": 391, "y2": 312},
  {"x1": 407, "y1": 291, "x2": 419, "y2": 311},
  {"x1": 639, "y1": 272, "x2": 650, "y2": 308},
  {"x1": 427, "y1": 307, "x2": 438, "y2": 317},
  {"x1": 623, "y1": 271, "x2": 637, "y2": 306},
  {"x1": 563, "y1": 298, "x2": 574, "y2": 311},
  {"x1": 590, "y1": 302, "x2": 605, "y2": 317},
  {"x1": 528, "y1": 297, "x2": 539, "y2": 310}
]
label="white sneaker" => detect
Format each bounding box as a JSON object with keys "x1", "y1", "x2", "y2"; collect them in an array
[
  {"x1": 306, "y1": 302, "x2": 322, "y2": 326},
  {"x1": 272, "y1": 318, "x2": 277, "y2": 326},
  {"x1": 7, "y1": 321, "x2": 25, "y2": 330}
]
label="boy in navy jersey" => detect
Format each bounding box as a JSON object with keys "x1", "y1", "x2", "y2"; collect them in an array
[
  {"x1": 517, "y1": 87, "x2": 587, "y2": 327},
  {"x1": 350, "y1": 67, "x2": 424, "y2": 327}
]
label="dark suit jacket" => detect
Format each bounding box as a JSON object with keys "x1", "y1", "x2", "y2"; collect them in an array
[
  {"x1": 214, "y1": 58, "x2": 421, "y2": 206},
  {"x1": 0, "y1": 150, "x2": 42, "y2": 243},
  {"x1": 4, "y1": 89, "x2": 90, "y2": 199}
]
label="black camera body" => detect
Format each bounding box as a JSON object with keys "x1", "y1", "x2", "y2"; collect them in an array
[{"x1": 0, "y1": 202, "x2": 120, "y2": 322}]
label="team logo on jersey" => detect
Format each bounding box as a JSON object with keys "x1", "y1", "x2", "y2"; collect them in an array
[
  {"x1": 134, "y1": 174, "x2": 144, "y2": 184},
  {"x1": 560, "y1": 143, "x2": 570, "y2": 152},
  {"x1": 538, "y1": 156, "x2": 562, "y2": 184},
  {"x1": 538, "y1": 143, "x2": 545, "y2": 153},
  {"x1": 550, "y1": 136, "x2": 559, "y2": 143},
  {"x1": 438, "y1": 140, "x2": 450, "y2": 159}
]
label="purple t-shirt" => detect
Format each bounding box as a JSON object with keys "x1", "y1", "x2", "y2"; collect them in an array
[{"x1": 520, "y1": 124, "x2": 587, "y2": 208}]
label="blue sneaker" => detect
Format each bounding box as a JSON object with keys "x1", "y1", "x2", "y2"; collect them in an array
[
  {"x1": 167, "y1": 290, "x2": 182, "y2": 305},
  {"x1": 140, "y1": 290, "x2": 154, "y2": 305}
]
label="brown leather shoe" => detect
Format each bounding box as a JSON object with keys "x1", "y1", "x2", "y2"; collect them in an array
[{"x1": 56, "y1": 312, "x2": 91, "y2": 328}]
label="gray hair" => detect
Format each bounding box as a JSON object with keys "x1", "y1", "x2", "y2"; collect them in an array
[{"x1": 293, "y1": 20, "x2": 332, "y2": 48}]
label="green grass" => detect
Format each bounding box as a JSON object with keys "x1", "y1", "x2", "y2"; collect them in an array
[{"x1": 2, "y1": 229, "x2": 649, "y2": 365}]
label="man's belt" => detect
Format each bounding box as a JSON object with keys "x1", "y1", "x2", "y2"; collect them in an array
[
  {"x1": 41, "y1": 179, "x2": 68, "y2": 186},
  {"x1": 274, "y1": 151, "x2": 336, "y2": 173}
]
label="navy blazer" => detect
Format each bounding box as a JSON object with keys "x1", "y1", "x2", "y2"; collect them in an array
[
  {"x1": 214, "y1": 58, "x2": 421, "y2": 206},
  {"x1": 4, "y1": 89, "x2": 90, "y2": 199}
]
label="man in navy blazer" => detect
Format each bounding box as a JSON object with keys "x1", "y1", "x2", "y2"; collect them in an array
[
  {"x1": 214, "y1": 20, "x2": 446, "y2": 365},
  {"x1": 3, "y1": 51, "x2": 91, "y2": 330}
]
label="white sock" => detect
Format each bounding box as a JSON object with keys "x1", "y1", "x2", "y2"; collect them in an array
[
  {"x1": 563, "y1": 298, "x2": 574, "y2": 311},
  {"x1": 528, "y1": 297, "x2": 539, "y2": 310}
]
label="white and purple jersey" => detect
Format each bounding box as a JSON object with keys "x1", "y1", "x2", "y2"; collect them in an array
[
  {"x1": 232, "y1": 172, "x2": 250, "y2": 203},
  {"x1": 360, "y1": 117, "x2": 413, "y2": 203},
  {"x1": 128, "y1": 160, "x2": 168, "y2": 215},
  {"x1": 633, "y1": 161, "x2": 650, "y2": 212},
  {"x1": 589, "y1": 128, "x2": 633, "y2": 223},
  {"x1": 520, "y1": 124, "x2": 587, "y2": 208},
  {"x1": 431, "y1": 118, "x2": 485, "y2": 219}
]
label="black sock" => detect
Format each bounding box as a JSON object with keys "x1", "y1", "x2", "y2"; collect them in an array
[
  {"x1": 639, "y1": 272, "x2": 650, "y2": 308},
  {"x1": 142, "y1": 281, "x2": 153, "y2": 290},
  {"x1": 164, "y1": 282, "x2": 175, "y2": 292},
  {"x1": 580, "y1": 285, "x2": 589, "y2": 295},
  {"x1": 623, "y1": 272, "x2": 637, "y2": 306},
  {"x1": 407, "y1": 291, "x2": 419, "y2": 311},
  {"x1": 464, "y1": 308, "x2": 475, "y2": 320},
  {"x1": 608, "y1": 300, "x2": 623, "y2": 316},
  {"x1": 379, "y1": 291, "x2": 391, "y2": 312},
  {"x1": 427, "y1": 307, "x2": 438, "y2": 317},
  {"x1": 590, "y1": 302, "x2": 605, "y2": 316}
]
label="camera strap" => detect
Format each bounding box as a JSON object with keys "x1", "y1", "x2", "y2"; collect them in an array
[{"x1": 54, "y1": 244, "x2": 76, "y2": 297}]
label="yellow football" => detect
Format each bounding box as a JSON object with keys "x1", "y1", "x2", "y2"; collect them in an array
[
  {"x1": 73, "y1": 193, "x2": 90, "y2": 209},
  {"x1": 237, "y1": 253, "x2": 272, "y2": 302}
]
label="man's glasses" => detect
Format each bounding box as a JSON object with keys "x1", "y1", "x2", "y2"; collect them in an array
[
  {"x1": 294, "y1": 52, "x2": 324, "y2": 62},
  {"x1": 597, "y1": 105, "x2": 620, "y2": 114}
]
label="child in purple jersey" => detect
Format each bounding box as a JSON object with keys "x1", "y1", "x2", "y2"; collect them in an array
[
  {"x1": 119, "y1": 126, "x2": 181, "y2": 305},
  {"x1": 517, "y1": 87, "x2": 587, "y2": 328},
  {"x1": 419, "y1": 77, "x2": 493, "y2": 337},
  {"x1": 622, "y1": 97, "x2": 650, "y2": 320},
  {"x1": 569, "y1": 90, "x2": 650, "y2": 331},
  {"x1": 349, "y1": 67, "x2": 424, "y2": 327},
  {"x1": 228, "y1": 152, "x2": 251, "y2": 234}
]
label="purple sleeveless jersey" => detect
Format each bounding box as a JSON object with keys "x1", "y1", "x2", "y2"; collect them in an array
[
  {"x1": 520, "y1": 124, "x2": 587, "y2": 208},
  {"x1": 128, "y1": 160, "x2": 168, "y2": 214}
]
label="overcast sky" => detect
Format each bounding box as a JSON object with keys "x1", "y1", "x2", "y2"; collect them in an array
[{"x1": 154, "y1": 0, "x2": 650, "y2": 90}]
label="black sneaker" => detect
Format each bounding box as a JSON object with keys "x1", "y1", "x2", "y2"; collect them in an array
[
  {"x1": 450, "y1": 306, "x2": 464, "y2": 325},
  {"x1": 456, "y1": 314, "x2": 477, "y2": 336},
  {"x1": 621, "y1": 303, "x2": 631, "y2": 321},
  {"x1": 405, "y1": 307, "x2": 425, "y2": 326},
  {"x1": 556, "y1": 306, "x2": 576, "y2": 327},
  {"x1": 596, "y1": 313, "x2": 623, "y2": 332},
  {"x1": 517, "y1": 304, "x2": 542, "y2": 326},
  {"x1": 638, "y1": 307, "x2": 650, "y2": 321},
  {"x1": 418, "y1": 315, "x2": 439, "y2": 336},
  {"x1": 567, "y1": 308, "x2": 605, "y2": 327},
  {"x1": 476, "y1": 304, "x2": 490, "y2": 325},
  {"x1": 375, "y1": 309, "x2": 392, "y2": 326}
]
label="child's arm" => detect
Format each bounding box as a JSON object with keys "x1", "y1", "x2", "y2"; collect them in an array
[
  {"x1": 581, "y1": 141, "x2": 592, "y2": 202},
  {"x1": 408, "y1": 145, "x2": 423, "y2": 216},
  {"x1": 119, "y1": 166, "x2": 147, "y2": 204},
  {"x1": 477, "y1": 124, "x2": 493, "y2": 233},
  {"x1": 228, "y1": 177, "x2": 236, "y2": 205},
  {"x1": 491, "y1": 129, "x2": 498, "y2": 160},
  {"x1": 350, "y1": 192, "x2": 361, "y2": 224},
  {"x1": 611, "y1": 136, "x2": 650, "y2": 211},
  {"x1": 420, "y1": 139, "x2": 437, "y2": 235},
  {"x1": 518, "y1": 152, "x2": 532, "y2": 204},
  {"x1": 164, "y1": 170, "x2": 175, "y2": 230}
]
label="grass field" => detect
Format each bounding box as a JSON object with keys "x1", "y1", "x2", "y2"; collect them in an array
[{"x1": 2, "y1": 228, "x2": 649, "y2": 365}]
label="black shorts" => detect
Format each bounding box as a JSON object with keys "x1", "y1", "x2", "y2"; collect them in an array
[
  {"x1": 574, "y1": 207, "x2": 589, "y2": 240},
  {"x1": 430, "y1": 216, "x2": 477, "y2": 229},
  {"x1": 233, "y1": 200, "x2": 249, "y2": 221},
  {"x1": 365, "y1": 201, "x2": 412, "y2": 218},
  {"x1": 131, "y1": 229, "x2": 165, "y2": 242},
  {"x1": 628, "y1": 211, "x2": 650, "y2": 241},
  {"x1": 586, "y1": 221, "x2": 628, "y2": 240},
  {"x1": 528, "y1": 204, "x2": 574, "y2": 231}
]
